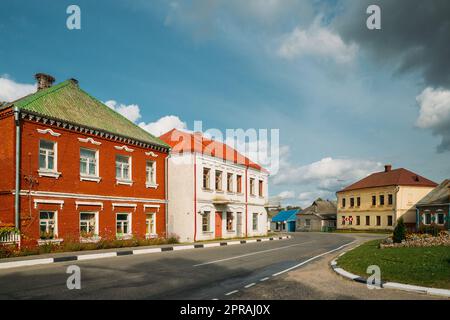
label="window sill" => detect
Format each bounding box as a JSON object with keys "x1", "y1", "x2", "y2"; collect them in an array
[
  {"x1": 38, "y1": 170, "x2": 61, "y2": 179},
  {"x1": 202, "y1": 231, "x2": 213, "y2": 234},
  {"x1": 116, "y1": 234, "x2": 133, "y2": 240},
  {"x1": 80, "y1": 236, "x2": 101, "y2": 243},
  {"x1": 216, "y1": 190, "x2": 224, "y2": 193},
  {"x1": 38, "y1": 238, "x2": 63, "y2": 246},
  {"x1": 116, "y1": 179, "x2": 133, "y2": 186},
  {"x1": 202, "y1": 188, "x2": 213, "y2": 192},
  {"x1": 145, "y1": 233, "x2": 158, "y2": 239},
  {"x1": 80, "y1": 175, "x2": 101, "y2": 183},
  {"x1": 145, "y1": 183, "x2": 159, "y2": 189}
]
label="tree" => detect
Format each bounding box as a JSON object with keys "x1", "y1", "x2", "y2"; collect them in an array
[{"x1": 393, "y1": 217, "x2": 406, "y2": 243}]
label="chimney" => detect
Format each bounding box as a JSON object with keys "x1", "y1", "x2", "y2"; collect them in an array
[
  {"x1": 384, "y1": 164, "x2": 392, "y2": 172},
  {"x1": 35, "y1": 73, "x2": 55, "y2": 90}
]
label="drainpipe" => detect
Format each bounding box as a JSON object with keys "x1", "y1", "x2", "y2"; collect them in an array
[
  {"x1": 193, "y1": 153, "x2": 197, "y2": 242},
  {"x1": 13, "y1": 106, "x2": 21, "y2": 231},
  {"x1": 165, "y1": 151, "x2": 170, "y2": 238},
  {"x1": 245, "y1": 166, "x2": 248, "y2": 237},
  {"x1": 393, "y1": 186, "x2": 400, "y2": 225}
]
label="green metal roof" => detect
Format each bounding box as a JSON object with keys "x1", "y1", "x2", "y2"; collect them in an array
[{"x1": 9, "y1": 80, "x2": 169, "y2": 148}]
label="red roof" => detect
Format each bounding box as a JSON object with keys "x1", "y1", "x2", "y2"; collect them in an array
[
  {"x1": 159, "y1": 129, "x2": 265, "y2": 172},
  {"x1": 338, "y1": 167, "x2": 438, "y2": 192}
]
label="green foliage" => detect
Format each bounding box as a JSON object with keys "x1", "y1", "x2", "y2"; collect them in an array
[
  {"x1": 418, "y1": 224, "x2": 440, "y2": 237},
  {"x1": 393, "y1": 217, "x2": 406, "y2": 243}
]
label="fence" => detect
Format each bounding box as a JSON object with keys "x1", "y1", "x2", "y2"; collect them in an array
[{"x1": 0, "y1": 232, "x2": 21, "y2": 245}]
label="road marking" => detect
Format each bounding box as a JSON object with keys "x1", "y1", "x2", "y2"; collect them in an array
[
  {"x1": 272, "y1": 241, "x2": 356, "y2": 277},
  {"x1": 225, "y1": 290, "x2": 239, "y2": 296},
  {"x1": 260, "y1": 277, "x2": 270, "y2": 282},
  {"x1": 77, "y1": 252, "x2": 117, "y2": 261},
  {"x1": 244, "y1": 283, "x2": 256, "y2": 288},
  {"x1": 193, "y1": 242, "x2": 313, "y2": 267},
  {"x1": 212, "y1": 298, "x2": 219, "y2": 300}
]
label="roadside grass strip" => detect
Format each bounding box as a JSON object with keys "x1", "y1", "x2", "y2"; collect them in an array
[{"x1": 0, "y1": 235, "x2": 291, "y2": 270}]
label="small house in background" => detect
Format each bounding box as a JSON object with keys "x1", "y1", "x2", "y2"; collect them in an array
[
  {"x1": 416, "y1": 180, "x2": 450, "y2": 231},
  {"x1": 271, "y1": 209, "x2": 299, "y2": 232},
  {"x1": 296, "y1": 199, "x2": 337, "y2": 232}
]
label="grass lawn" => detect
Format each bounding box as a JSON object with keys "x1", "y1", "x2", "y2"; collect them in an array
[{"x1": 337, "y1": 240, "x2": 450, "y2": 289}]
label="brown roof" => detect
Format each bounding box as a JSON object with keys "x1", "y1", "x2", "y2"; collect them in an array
[
  {"x1": 338, "y1": 167, "x2": 438, "y2": 193},
  {"x1": 416, "y1": 179, "x2": 450, "y2": 206},
  {"x1": 298, "y1": 199, "x2": 337, "y2": 219}
]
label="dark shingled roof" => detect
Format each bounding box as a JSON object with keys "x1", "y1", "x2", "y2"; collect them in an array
[
  {"x1": 298, "y1": 199, "x2": 337, "y2": 219},
  {"x1": 417, "y1": 179, "x2": 450, "y2": 206},
  {"x1": 338, "y1": 168, "x2": 437, "y2": 192}
]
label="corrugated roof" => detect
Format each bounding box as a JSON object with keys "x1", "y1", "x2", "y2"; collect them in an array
[
  {"x1": 338, "y1": 168, "x2": 437, "y2": 192},
  {"x1": 159, "y1": 129, "x2": 266, "y2": 172},
  {"x1": 272, "y1": 209, "x2": 299, "y2": 222},
  {"x1": 5, "y1": 80, "x2": 169, "y2": 148},
  {"x1": 417, "y1": 179, "x2": 450, "y2": 206}
]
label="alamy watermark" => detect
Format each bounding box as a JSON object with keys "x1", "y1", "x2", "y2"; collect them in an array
[{"x1": 66, "y1": 265, "x2": 81, "y2": 290}]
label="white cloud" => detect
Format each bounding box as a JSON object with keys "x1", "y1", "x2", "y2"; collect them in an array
[
  {"x1": 0, "y1": 76, "x2": 36, "y2": 102},
  {"x1": 277, "y1": 19, "x2": 357, "y2": 64},
  {"x1": 139, "y1": 115, "x2": 187, "y2": 136},
  {"x1": 104, "y1": 100, "x2": 142, "y2": 123},
  {"x1": 416, "y1": 87, "x2": 450, "y2": 152},
  {"x1": 277, "y1": 190, "x2": 295, "y2": 200}
]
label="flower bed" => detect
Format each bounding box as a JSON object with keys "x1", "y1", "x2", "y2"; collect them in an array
[{"x1": 380, "y1": 231, "x2": 450, "y2": 248}]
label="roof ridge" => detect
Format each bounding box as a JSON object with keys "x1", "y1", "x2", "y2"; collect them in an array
[{"x1": 15, "y1": 80, "x2": 72, "y2": 108}]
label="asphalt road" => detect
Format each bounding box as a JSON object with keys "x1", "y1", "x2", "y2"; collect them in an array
[{"x1": 0, "y1": 232, "x2": 395, "y2": 300}]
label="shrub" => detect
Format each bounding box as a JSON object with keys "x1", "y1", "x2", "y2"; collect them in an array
[
  {"x1": 418, "y1": 224, "x2": 440, "y2": 237},
  {"x1": 393, "y1": 217, "x2": 406, "y2": 243}
]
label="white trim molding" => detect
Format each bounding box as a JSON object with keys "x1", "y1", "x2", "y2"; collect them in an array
[
  {"x1": 75, "y1": 201, "x2": 104, "y2": 210},
  {"x1": 115, "y1": 145, "x2": 134, "y2": 152},
  {"x1": 37, "y1": 128, "x2": 61, "y2": 137},
  {"x1": 112, "y1": 203, "x2": 137, "y2": 211},
  {"x1": 38, "y1": 170, "x2": 62, "y2": 179},
  {"x1": 145, "y1": 183, "x2": 159, "y2": 189},
  {"x1": 144, "y1": 204, "x2": 160, "y2": 212},
  {"x1": 78, "y1": 137, "x2": 102, "y2": 145},
  {"x1": 145, "y1": 151, "x2": 158, "y2": 157},
  {"x1": 33, "y1": 199, "x2": 64, "y2": 209},
  {"x1": 116, "y1": 179, "x2": 133, "y2": 186},
  {"x1": 80, "y1": 175, "x2": 102, "y2": 183}
]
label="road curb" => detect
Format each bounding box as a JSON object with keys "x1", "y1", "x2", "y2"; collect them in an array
[
  {"x1": 330, "y1": 253, "x2": 450, "y2": 299},
  {"x1": 0, "y1": 235, "x2": 291, "y2": 270}
]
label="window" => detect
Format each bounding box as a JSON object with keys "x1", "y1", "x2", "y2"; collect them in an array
[
  {"x1": 202, "y1": 212, "x2": 210, "y2": 232},
  {"x1": 250, "y1": 178, "x2": 256, "y2": 196},
  {"x1": 372, "y1": 195, "x2": 376, "y2": 206},
  {"x1": 357, "y1": 197, "x2": 361, "y2": 207},
  {"x1": 39, "y1": 211, "x2": 56, "y2": 239},
  {"x1": 203, "y1": 168, "x2": 211, "y2": 190},
  {"x1": 388, "y1": 194, "x2": 393, "y2": 205},
  {"x1": 350, "y1": 198, "x2": 355, "y2": 207},
  {"x1": 387, "y1": 215, "x2": 393, "y2": 226},
  {"x1": 379, "y1": 195, "x2": 385, "y2": 206},
  {"x1": 146, "y1": 161, "x2": 156, "y2": 186},
  {"x1": 215, "y1": 170, "x2": 223, "y2": 191},
  {"x1": 424, "y1": 213, "x2": 432, "y2": 225},
  {"x1": 341, "y1": 216, "x2": 346, "y2": 225},
  {"x1": 116, "y1": 155, "x2": 131, "y2": 181},
  {"x1": 236, "y1": 175, "x2": 242, "y2": 193},
  {"x1": 39, "y1": 140, "x2": 56, "y2": 171},
  {"x1": 342, "y1": 198, "x2": 346, "y2": 208},
  {"x1": 227, "y1": 173, "x2": 233, "y2": 192},
  {"x1": 437, "y1": 212, "x2": 445, "y2": 225},
  {"x1": 116, "y1": 213, "x2": 131, "y2": 236},
  {"x1": 356, "y1": 216, "x2": 360, "y2": 226},
  {"x1": 80, "y1": 212, "x2": 97, "y2": 237},
  {"x1": 366, "y1": 216, "x2": 370, "y2": 226},
  {"x1": 226, "y1": 212, "x2": 233, "y2": 231},
  {"x1": 252, "y1": 213, "x2": 258, "y2": 231},
  {"x1": 348, "y1": 216, "x2": 353, "y2": 225},
  {"x1": 305, "y1": 219, "x2": 311, "y2": 227},
  {"x1": 258, "y1": 180, "x2": 264, "y2": 197},
  {"x1": 80, "y1": 148, "x2": 98, "y2": 177},
  {"x1": 376, "y1": 216, "x2": 381, "y2": 226},
  {"x1": 146, "y1": 213, "x2": 155, "y2": 235}
]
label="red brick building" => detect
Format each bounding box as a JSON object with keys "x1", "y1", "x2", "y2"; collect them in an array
[{"x1": 0, "y1": 74, "x2": 170, "y2": 245}]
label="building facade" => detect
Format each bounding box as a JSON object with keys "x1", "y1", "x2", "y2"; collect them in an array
[
  {"x1": 296, "y1": 199, "x2": 336, "y2": 232},
  {"x1": 0, "y1": 74, "x2": 170, "y2": 245},
  {"x1": 160, "y1": 129, "x2": 269, "y2": 242},
  {"x1": 416, "y1": 180, "x2": 450, "y2": 231},
  {"x1": 336, "y1": 165, "x2": 437, "y2": 231}
]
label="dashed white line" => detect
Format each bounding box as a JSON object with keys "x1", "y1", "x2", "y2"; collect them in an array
[
  {"x1": 225, "y1": 290, "x2": 239, "y2": 296},
  {"x1": 272, "y1": 241, "x2": 356, "y2": 277},
  {"x1": 260, "y1": 277, "x2": 270, "y2": 282},
  {"x1": 244, "y1": 283, "x2": 256, "y2": 288}
]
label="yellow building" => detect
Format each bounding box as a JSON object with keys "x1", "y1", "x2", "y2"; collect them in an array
[{"x1": 336, "y1": 165, "x2": 437, "y2": 230}]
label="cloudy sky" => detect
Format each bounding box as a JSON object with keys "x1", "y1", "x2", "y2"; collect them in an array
[{"x1": 1, "y1": 0, "x2": 449, "y2": 207}]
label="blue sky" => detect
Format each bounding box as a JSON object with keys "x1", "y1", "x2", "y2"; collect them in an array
[{"x1": 1, "y1": 0, "x2": 449, "y2": 207}]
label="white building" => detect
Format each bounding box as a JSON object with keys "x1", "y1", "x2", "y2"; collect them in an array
[{"x1": 160, "y1": 129, "x2": 269, "y2": 242}]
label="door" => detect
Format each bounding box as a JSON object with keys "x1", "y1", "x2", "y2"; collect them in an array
[
  {"x1": 215, "y1": 212, "x2": 223, "y2": 239},
  {"x1": 236, "y1": 212, "x2": 242, "y2": 236}
]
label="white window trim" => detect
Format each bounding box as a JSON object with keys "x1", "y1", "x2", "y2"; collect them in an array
[
  {"x1": 34, "y1": 199, "x2": 64, "y2": 209},
  {"x1": 112, "y1": 203, "x2": 137, "y2": 211},
  {"x1": 201, "y1": 211, "x2": 211, "y2": 233},
  {"x1": 79, "y1": 212, "x2": 100, "y2": 239},
  {"x1": 75, "y1": 201, "x2": 104, "y2": 210},
  {"x1": 80, "y1": 147, "x2": 101, "y2": 182},
  {"x1": 146, "y1": 160, "x2": 158, "y2": 189},
  {"x1": 436, "y1": 210, "x2": 445, "y2": 225},
  {"x1": 116, "y1": 212, "x2": 132, "y2": 238},
  {"x1": 37, "y1": 128, "x2": 61, "y2": 137},
  {"x1": 116, "y1": 155, "x2": 133, "y2": 185},
  {"x1": 39, "y1": 139, "x2": 61, "y2": 178},
  {"x1": 145, "y1": 212, "x2": 157, "y2": 237},
  {"x1": 144, "y1": 204, "x2": 160, "y2": 212},
  {"x1": 38, "y1": 210, "x2": 60, "y2": 242}
]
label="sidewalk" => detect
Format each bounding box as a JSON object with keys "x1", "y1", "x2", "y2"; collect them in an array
[{"x1": 0, "y1": 234, "x2": 291, "y2": 270}]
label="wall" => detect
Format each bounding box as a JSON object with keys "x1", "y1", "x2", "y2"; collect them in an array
[{"x1": 0, "y1": 111, "x2": 16, "y2": 227}]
